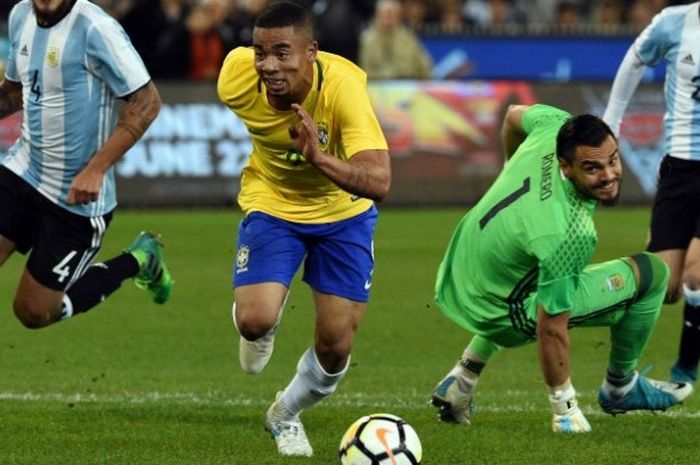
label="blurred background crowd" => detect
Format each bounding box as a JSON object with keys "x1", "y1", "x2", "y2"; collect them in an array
[{"x1": 0, "y1": 0, "x2": 690, "y2": 81}]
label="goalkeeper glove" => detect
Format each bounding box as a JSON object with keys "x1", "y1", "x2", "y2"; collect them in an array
[{"x1": 548, "y1": 380, "x2": 592, "y2": 434}]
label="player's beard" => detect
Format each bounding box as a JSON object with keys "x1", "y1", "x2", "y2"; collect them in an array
[
  {"x1": 33, "y1": 0, "x2": 76, "y2": 27},
  {"x1": 597, "y1": 178, "x2": 622, "y2": 207},
  {"x1": 573, "y1": 177, "x2": 622, "y2": 207}
]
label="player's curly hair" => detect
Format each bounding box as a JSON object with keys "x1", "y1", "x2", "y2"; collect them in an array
[
  {"x1": 556, "y1": 114, "x2": 615, "y2": 163},
  {"x1": 254, "y1": 1, "x2": 315, "y2": 39}
]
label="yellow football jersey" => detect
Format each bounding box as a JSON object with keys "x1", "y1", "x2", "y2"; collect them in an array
[{"x1": 217, "y1": 47, "x2": 388, "y2": 223}]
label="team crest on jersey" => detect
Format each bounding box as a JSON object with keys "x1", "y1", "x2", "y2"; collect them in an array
[
  {"x1": 605, "y1": 273, "x2": 625, "y2": 292},
  {"x1": 46, "y1": 46, "x2": 60, "y2": 69},
  {"x1": 317, "y1": 122, "x2": 329, "y2": 150},
  {"x1": 236, "y1": 245, "x2": 250, "y2": 272}
]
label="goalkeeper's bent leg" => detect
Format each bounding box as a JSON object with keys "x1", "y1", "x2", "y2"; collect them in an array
[
  {"x1": 431, "y1": 336, "x2": 501, "y2": 425},
  {"x1": 608, "y1": 252, "x2": 669, "y2": 375}
]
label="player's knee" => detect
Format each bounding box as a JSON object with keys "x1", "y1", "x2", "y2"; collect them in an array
[
  {"x1": 12, "y1": 297, "x2": 54, "y2": 329},
  {"x1": 315, "y1": 336, "x2": 353, "y2": 370},
  {"x1": 234, "y1": 305, "x2": 277, "y2": 340},
  {"x1": 630, "y1": 252, "x2": 670, "y2": 299},
  {"x1": 236, "y1": 320, "x2": 272, "y2": 340}
]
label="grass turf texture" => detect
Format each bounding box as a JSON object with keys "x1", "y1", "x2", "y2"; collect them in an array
[{"x1": 0, "y1": 207, "x2": 697, "y2": 464}]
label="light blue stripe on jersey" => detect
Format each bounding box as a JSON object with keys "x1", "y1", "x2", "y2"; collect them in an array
[
  {"x1": 2, "y1": 0, "x2": 150, "y2": 217},
  {"x1": 4, "y1": 2, "x2": 29, "y2": 82},
  {"x1": 635, "y1": 4, "x2": 700, "y2": 161}
]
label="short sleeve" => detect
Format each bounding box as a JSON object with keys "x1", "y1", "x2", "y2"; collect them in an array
[
  {"x1": 633, "y1": 10, "x2": 675, "y2": 65},
  {"x1": 85, "y1": 16, "x2": 150, "y2": 97},
  {"x1": 335, "y1": 74, "x2": 388, "y2": 157},
  {"x1": 217, "y1": 47, "x2": 255, "y2": 111}
]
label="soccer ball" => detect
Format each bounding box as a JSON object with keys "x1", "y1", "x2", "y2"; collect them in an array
[{"x1": 338, "y1": 413, "x2": 422, "y2": 465}]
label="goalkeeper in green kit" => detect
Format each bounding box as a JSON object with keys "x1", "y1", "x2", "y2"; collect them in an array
[{"x1": 431, "y1": 104, "x2": 693, "y2": 433}]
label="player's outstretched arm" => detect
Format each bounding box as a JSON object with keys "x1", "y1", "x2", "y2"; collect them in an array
[
  {"x1": 288, "y1": 103, "x2": 391, "y2": 202},
  {"x1": 0, "y1": 79, "x2": 23, "y2": 120},
  {"x1": 67, "y1": 81, "x2": 162, "y2": 205},
  {"x1": 602, "y1": 47, "x2": 647, "y2": 137},
  {"x1": 536, "y1": 307, "x2": 571, "y2": 386}
]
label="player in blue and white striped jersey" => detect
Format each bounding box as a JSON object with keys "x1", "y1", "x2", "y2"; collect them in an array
[
  {"x1": 604, "y1": 2, "x2": 700, "y2": 385},
  {"x1": 0, "y1": 0, "x2": 173, "y2": 330}
]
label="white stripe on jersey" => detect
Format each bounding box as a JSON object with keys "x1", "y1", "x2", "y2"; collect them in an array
[{"x1": 38, "y1": 12, "x2": 80, "y2": 201}]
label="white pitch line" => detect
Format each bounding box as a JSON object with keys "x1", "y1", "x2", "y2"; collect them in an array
[{"x1": 0, "y1": 391, "x2": 698, "y2": 418}]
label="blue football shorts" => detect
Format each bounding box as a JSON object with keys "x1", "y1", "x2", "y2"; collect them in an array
[{"x1": 232, "y1": 205, "x2": 378, "y2": 302}]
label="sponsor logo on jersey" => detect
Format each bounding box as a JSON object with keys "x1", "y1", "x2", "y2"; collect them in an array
[{"x1": 681, "y1": 53, "x2": 695, "y2": 66}]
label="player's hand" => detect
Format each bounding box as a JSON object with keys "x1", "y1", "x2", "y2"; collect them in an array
[
  {"x1": 549, "y1": 385, "x2": 591, "y2": 433},
  {"x1": 288, "y1": 103, "x2": 320, "y2": 164},
  {"x1": 67, "y1": 166, "x2": 103, "y2": 205}
]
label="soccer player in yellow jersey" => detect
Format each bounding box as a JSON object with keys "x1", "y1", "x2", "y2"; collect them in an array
[{"x1": 217, "y1": 1, "x2": 390, "y2": 457}]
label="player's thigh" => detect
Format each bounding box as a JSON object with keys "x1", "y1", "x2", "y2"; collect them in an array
[
  {"x1": 303, "y1": 206, "x2": 378, "y2": 304},
  {"x1": 234, "y1": 282, "x2": 290, "y2": 330},
  {"x1": 232, "y1": 212, "x2": 306, "y2": 314},
  {"x1": 0, "y1": 167, "x2": 38, "y2": 265},
  {"x1": 0, "y1": 234, "x2": 17, "y2": 266},
  {"x1": 26, "y1": 204, "x2": 110, "y2": 294},
  {"x1": 648, "y1": 156, "x2": 700, "y2": 255},
  {"x1": 569, "y1": 258, "x2": 638, "y2": 328},
  {"x1": 233, "y1": 212, "x2": 306, "y2": 288},
  {"x1": 14, "y1": 267, "x2": 65, "y2": 319}
]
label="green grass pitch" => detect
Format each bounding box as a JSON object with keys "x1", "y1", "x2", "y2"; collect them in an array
[{"x1": 0, "y1": 207, "x2": 697, "y2": 464}]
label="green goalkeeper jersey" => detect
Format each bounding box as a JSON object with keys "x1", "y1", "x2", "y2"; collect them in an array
[{"x1": 435, "y1": 104, "x2": 598, "y2": 341}]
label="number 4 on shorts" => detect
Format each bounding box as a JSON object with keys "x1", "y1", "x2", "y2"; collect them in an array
[{"x1": 52, "y1": 250, "x2": 77, "y2": 283}]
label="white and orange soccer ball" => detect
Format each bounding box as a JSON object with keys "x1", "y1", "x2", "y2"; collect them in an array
[{"x1": 338, "y1": 413, "x2": 422, "y2": 465}]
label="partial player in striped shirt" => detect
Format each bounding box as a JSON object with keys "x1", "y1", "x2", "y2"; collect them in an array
[
  {"x1": 604, "y1": 2, "x2": 700, "y2": 385},
  {"x1": 0, "y1": 0, "x2": 172, "y2": 330}
]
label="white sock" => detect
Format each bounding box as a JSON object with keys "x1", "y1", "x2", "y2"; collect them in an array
[
  {"x1": 279, "y1": 347, "x2": 349, "y2": 418},
  {"x1": 60, "y1": 295, "x2": 74, "y2": 320},
  {"x1": 603, "y1": 371, "x2": 639, "y2": 398}
]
